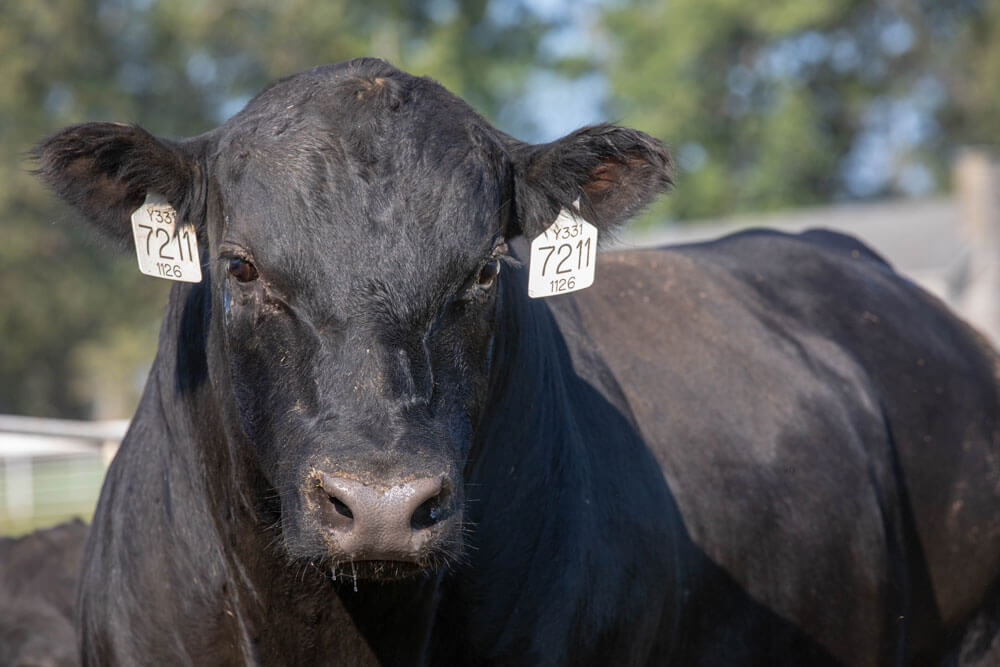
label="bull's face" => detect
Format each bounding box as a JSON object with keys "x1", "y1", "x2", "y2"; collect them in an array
[
  {"x1": 206, "y1": 67, "x2": 515, "y2": 575},
  {"x1": 35, "y1": 58, "x2": 670, "y2": 580}
]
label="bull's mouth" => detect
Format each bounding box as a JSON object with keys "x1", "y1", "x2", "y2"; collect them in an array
[{"x1": 332, "y1": 559, "x2": 426, "y2": 583}]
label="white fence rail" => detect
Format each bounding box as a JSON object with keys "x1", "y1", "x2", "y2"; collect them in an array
[{"x1": 0, "y1": 415, "x2": 127, "y2": 534}]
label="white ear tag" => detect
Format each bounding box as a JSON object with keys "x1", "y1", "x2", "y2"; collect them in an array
[
  {"x1": 527, "y1": 205, "x2": 598, "y2": 298},
  {"x1": 129, "y1": 192, "x2": 202, "y2": 283}
]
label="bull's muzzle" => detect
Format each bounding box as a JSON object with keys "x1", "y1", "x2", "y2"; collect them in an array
[{"x1": 314, "y1": 471, "x2": 453, "y2": 563}]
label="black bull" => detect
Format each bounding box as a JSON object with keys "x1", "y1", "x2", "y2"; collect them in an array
[{"x1": 33, "y1": 58, "x2": 1000, "y2": 665}]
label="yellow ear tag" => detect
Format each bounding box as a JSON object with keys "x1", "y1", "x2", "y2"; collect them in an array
[
  {"x1": 129, "y1": 193, "x2": 202, "y2": 283},
  {"x1": 527, "y1": 204, "x2": 597, "y2": 298}
]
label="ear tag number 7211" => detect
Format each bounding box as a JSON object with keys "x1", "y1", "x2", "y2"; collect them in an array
[
  {"x1": 130, "y1": 192, "x2": 202, "y2": 283},
  {"x1": 527, "y1": 206, "x2": 598, "y2": 298}
]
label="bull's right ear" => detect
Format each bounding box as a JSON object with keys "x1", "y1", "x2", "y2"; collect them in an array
[{"x1": 33, "y1": 122, "x2": 203, "y2": 247}]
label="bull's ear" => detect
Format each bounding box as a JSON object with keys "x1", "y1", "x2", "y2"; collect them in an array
[
  {"x1": 33, "y1": 122, "x2": 203, "y2": 247},
  {"x1": 509, "y1": 123, "x2": 672, "y2": 240}
]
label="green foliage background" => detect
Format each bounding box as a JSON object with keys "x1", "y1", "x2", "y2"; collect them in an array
[
  {"x1": 604, "y1": 0, "x2": 1000, "y2": 221},
  {"x1": 1, "y1": 0, "x2": 997, "y2": 418}
]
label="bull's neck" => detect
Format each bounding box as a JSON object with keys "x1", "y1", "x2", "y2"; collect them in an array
[
  {"x1": 475, "y1": 257, "x2": 641, "y2": 491},
  {"x1": 468, "y1": 269, "x2": 606, "y2": 551},
  {"x1": 452, "y1": 264, "x2": 685, "y2": 658}
]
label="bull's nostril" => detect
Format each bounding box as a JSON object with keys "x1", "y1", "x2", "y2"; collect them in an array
[
  {"x1": 410, "y1": 499, "x2": 437, "y2": 530},
  {"x1": 329, "y1": 494, "x2": 354, "y2": 520},
  {"x1": 411, "y1": 487, "x2": 449, "y2": 530}
]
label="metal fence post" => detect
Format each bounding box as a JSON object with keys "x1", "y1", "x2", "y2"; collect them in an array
[{"x1": 954, "y1": 148, "x2": 1000, "y2": 344}]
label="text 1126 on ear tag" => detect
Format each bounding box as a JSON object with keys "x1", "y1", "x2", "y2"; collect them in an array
[
  {"x1": 527, "y1": 207, "x2": 598, "y2": 298},
  {"x1": 129, "y1": 192, "x2": 202, "y2": 283}
]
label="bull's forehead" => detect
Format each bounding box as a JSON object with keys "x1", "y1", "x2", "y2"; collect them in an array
[{"x1": 210, "y1": 62, "x2": 509, "y2": 326}]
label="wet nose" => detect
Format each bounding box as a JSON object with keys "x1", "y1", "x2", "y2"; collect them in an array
[{"x1": 317, "y1": 472, "x2": 451, "y2": 560}]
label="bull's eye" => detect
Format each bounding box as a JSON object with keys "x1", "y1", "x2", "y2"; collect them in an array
[
  {"x1": 476, "y1": 260, "x2": 500, "y2": 288},
  {"x1": 228, "y1": 257, "x2": 259, "y2": 283}
]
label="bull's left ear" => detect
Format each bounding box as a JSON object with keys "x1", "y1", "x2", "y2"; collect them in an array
[
  {"x1": 509, "y1": 123, "x2": 672, "y2": 240},
  {"x1": 33, "y1": 122, "x2": 205, "y2": 248}
]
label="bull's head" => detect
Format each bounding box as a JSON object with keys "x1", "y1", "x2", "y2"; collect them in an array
[{"x1": 35, "y1": 59, "x2": 670, "y2": 580}]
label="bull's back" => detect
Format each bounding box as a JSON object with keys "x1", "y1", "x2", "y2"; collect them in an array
[{"x1": 569, "y1": 230, "x2": 1000, "y2": 660}]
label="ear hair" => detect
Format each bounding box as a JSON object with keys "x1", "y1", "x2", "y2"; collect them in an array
[
  {"x1": 33, "y1": 123, "x2": 203, "y2": 247},
  {"x1": 509, "y1": 123, "x2": 672, "y2": 240}
]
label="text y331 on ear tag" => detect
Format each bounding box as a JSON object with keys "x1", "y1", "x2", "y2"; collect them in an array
[
  {"x1": 130, "y1": 192, "x2": 202, "y2": 283},
  {"x1": 527, "y1": 205, "x2": 597, "y2": 298}
]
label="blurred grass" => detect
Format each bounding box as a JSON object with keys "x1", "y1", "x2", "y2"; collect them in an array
[{"x1": 0, "y1": 455, "x2": 103, "y2": 536}]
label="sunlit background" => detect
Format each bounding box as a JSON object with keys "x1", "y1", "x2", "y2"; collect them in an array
[{"x1": 2, "y1": 0, "x2": 998, "y2": 533}]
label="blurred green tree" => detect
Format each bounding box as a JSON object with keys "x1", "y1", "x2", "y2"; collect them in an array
[{"x1": 602, "y1": 0, "x2": 1000, "y2": 222}]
